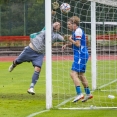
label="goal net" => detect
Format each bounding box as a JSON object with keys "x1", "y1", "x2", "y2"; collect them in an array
[{"x1": 50, "y1": 0, "x2": 117, "y2": 109}]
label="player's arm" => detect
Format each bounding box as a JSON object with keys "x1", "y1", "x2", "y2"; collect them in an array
[
  {"x1": 68, "y1": 36, "x2": 80, "y2": 47},
  {"x1": 53, "y1": 22, "x2": 65, "y2": 42},
  {"x1": 62, "y1": 42, "x2": 72, "y2": 50},
  {"x1": 69, "y1": 29, "x2": 82, "y2": 47},
  {"x1": 52, "y1": 34, "x2": 65, "y2": 42},
  {"x1": 57, "y1": 34, "x2": 65, "y2": 41},
  {"x1": 62, "y1": 35, "x2": 72, "y2": 50}
]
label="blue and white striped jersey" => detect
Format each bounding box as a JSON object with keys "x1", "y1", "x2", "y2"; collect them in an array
[{"x1": 72, "y1": 27, "x2": 88, "y2": 55}]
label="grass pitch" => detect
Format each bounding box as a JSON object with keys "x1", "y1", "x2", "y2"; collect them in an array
[{"x1": 0, "y1": 61, "x2": 117, "y2": 117}]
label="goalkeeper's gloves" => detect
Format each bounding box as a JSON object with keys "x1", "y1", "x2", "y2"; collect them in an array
[{"x1": 52, "y1": 2, "x2": 59, "y2": 11}]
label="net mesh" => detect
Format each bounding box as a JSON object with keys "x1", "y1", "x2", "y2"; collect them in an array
[
  {"x1": 52, "y1": 0, "x2": 117, "y2": 109},
  {"x1": 0, "y1": 0, "x2": 117, "y2": 110}
]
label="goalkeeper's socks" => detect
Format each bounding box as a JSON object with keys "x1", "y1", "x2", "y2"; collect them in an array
[
  {"x1": 30, "y1": 71, "x2": 40, "y2": 88},
  {"x1": 76, "y1": 86, "x2": 82, "y2": 95},
  {"x1": 84, "y1": 87, "x2": 90, "y2": 95}
]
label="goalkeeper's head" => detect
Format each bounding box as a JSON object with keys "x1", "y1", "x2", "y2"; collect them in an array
[{"x1": 53, "y1": 22, "x2": 61, "y2": 32}]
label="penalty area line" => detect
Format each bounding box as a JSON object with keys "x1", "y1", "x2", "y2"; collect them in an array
[{"x1": 27, "y1": 110, "x2": 49, "y2": 117}]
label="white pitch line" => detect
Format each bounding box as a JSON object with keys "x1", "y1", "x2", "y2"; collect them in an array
[
  {"x1": 55, "y1": 91, "x2": 96, "y2": 108},
  {"x1": 27, "y1": 110, "x2": 49, "y2": 117},
  {"x1": 98, "y1": 79, "x2": 117, "y2": 89},
  {"x1": 101, "y1": 89, "x2": 117, "y2": 92},
  {"x1": 55, "y1": 97, "x2": 74, "y2": 108}
]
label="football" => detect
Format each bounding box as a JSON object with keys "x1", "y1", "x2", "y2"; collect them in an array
[{"x1": 60, "y1": 3, "x2": 71, "y2": 14}]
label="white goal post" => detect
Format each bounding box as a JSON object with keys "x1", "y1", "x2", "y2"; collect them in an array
[
  {"x1": 91, "y1": 1, "x2": 96, "y2": 90},
  {"x1": 45, "y1": 0, "x2": 52, "y2": 109},
  {"x1": 45, "y1": 0, "x2": 117, "y2": 110}
]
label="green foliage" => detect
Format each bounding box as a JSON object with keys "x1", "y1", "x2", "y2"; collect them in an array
[
  {"x1": 0, "y1": 0, "x2": 45, "y2": 36},
  {"x1": 0, "y1": 0, "x2": 117, "y2": 36},
  {"x1": 37, "y1": 0, "x2": 44, "y2": 4},
  {"x1": 0, "y1": 0, "x2": 8, "y2": 4}
]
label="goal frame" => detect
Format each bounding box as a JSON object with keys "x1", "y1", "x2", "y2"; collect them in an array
[
  {"x1": 45, "y1": 0, "x2": 117, "y2": 110},
  {"x1": 91, "y1": 1, "x2": 97, "y2": 90},
  {"x1": 45, "y1": 0, "x2": 52, "y2": 110},
  {"x1": 45, "y1": 0, "x2": 97, "y2": 109}
]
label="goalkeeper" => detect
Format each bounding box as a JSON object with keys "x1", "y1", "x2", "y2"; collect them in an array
[
  {"x1": 8, "y1": 2, "x2": 64, "y2": 95},
  {"x1": 62, "y1": 16, "x2": 93, "y2": 102}
]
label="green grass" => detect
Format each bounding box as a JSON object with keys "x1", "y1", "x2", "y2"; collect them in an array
[{"x1": 0, "y1": 61, "x2": 117, "y2": 117}]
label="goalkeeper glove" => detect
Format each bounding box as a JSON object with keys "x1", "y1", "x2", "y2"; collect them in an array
[{"x1": 52, "y1": 2, "x2": 59, "y2": 11}]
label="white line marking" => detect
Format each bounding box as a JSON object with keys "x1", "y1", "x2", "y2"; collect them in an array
[
  {"x1": 55, "y1": 91, "x2": 95, "y2": 108},
  {"x1": 55, "y1": 97, "x2": 74, "y2": 108},
  {"x1": 101, "y1": 89, "x2": 117, "y2": 92},
  {"x1": 98, "y1": 79, "x2": 117, "y2": 89},
  {"x1": 27, "y1": 110, "x2": 49, "y2": 117}
]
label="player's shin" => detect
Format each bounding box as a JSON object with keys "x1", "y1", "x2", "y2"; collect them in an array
[
  {"x1": 27, "y1": 71, "x2": 40, "y2": 95},
  {"x1": 30, "y1": 71, "x2": 40, "y2": 88}
]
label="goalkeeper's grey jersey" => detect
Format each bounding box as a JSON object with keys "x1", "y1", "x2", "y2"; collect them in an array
[{"x1": 30, "y1": 27, "x2": 64, "y2": 53}]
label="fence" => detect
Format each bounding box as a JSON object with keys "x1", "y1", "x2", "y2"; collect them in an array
[{"x1": 0, "y1": 35, "x2": 117, "y2": 56}]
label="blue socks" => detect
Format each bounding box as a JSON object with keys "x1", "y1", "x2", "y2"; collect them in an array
[
  {"x1": 76, "y1": 86, "x2": 82, "y2": 95},
  {"x1": 30, "y1": 71, "x2": 40, "y2": 88},
  {"x1": 84, "y1": 87, "x2": 90, "y2": 95},
  {"x1": 76, "y1": 86, "x2": 91, "y2": 95}
]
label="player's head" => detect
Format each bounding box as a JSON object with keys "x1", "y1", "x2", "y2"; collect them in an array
[
  {"x1": 67, "y1": 16, "x2": 80, "y2": 31},
  {"x1": 53, "y1": 22, "x2": 61, "y2": 32}
]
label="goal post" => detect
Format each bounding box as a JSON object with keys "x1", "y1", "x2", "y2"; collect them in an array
[
  {"x1": 91, "y1": 1, "x2": 97, "y2": 90},
  {"x1": 45, "y1": 0, "x2": 52, "y2": 109},
  {"x1": 46, "y1": 0, "x2": 117, "y2": 110}
]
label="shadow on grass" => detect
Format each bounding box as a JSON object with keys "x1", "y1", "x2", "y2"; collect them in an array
[{"x1": 0, "y1": 93, "x2": 45, "y2": 100}]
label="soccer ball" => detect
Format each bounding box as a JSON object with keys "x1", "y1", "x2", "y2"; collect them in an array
[{"x1": 60, "y1": 3, "x2": 71, "y2": 14}]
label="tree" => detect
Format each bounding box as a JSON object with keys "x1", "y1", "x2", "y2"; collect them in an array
[{"x1": 0, "y1": 0, "x2": 45, "y2": 35}]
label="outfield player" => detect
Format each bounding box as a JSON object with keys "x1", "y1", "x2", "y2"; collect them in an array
[
  {"x1": 8, "y1": 2, "x2": 65, "y2": 95},
  {"x1": 62, "y1": 16, "x2": 93, "y2": 102}
]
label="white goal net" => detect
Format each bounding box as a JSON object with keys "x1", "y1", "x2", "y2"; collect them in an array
[{"x1": 47, "y1": 0, "x2": 117, "y2": 109}]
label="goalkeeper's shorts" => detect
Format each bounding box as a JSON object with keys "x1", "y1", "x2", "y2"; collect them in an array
[{"x1": 15, "y1": 46, "x2": 44, "y2": 68}]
